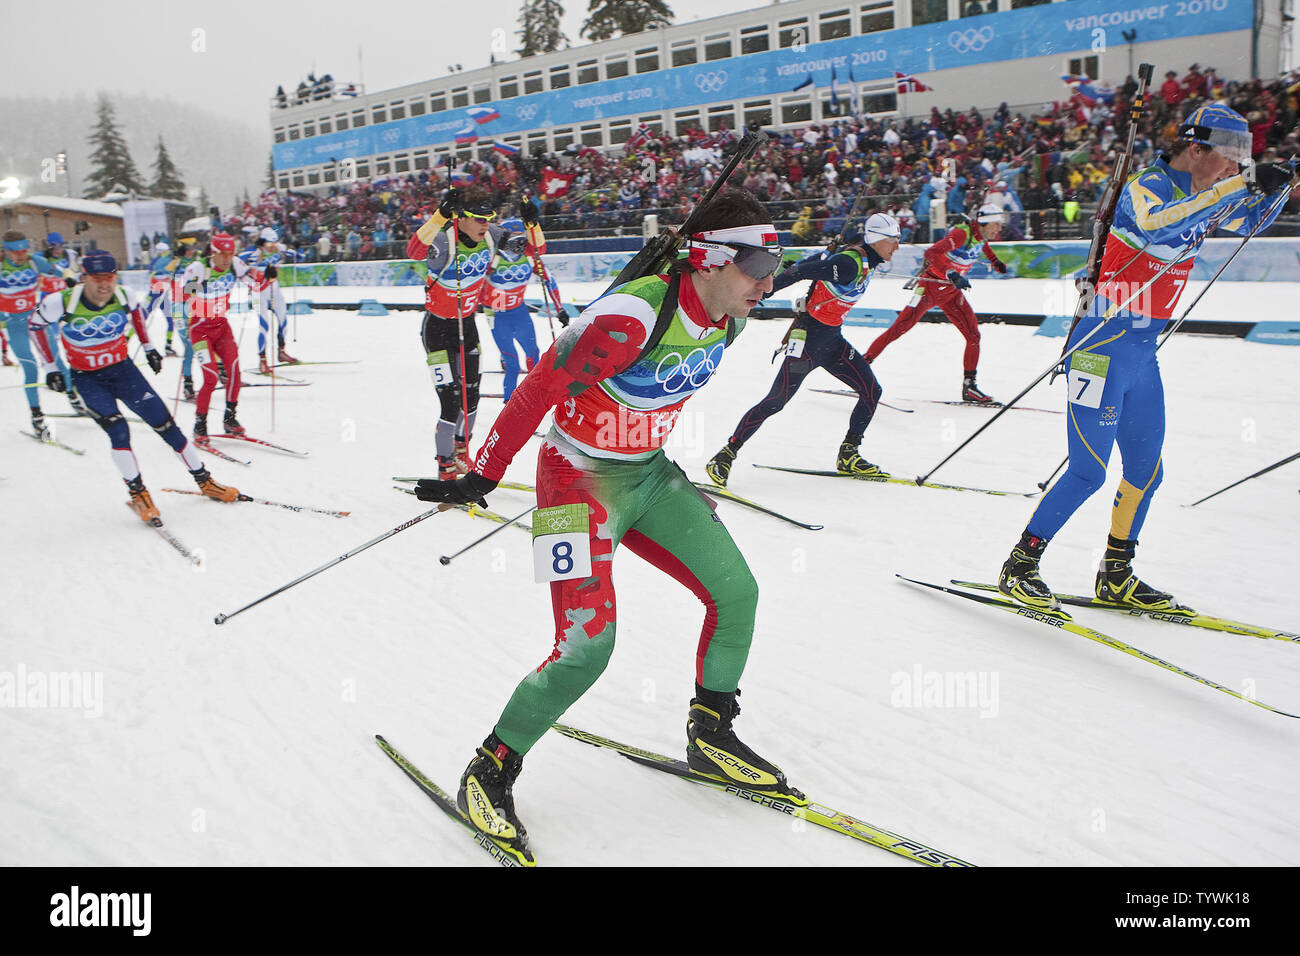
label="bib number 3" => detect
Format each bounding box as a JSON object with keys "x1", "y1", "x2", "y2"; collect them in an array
[{"x1": 532, "y1": 503, "x2": 592, "y2": 583}]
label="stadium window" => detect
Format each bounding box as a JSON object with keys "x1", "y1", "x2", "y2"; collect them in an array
[
  {"x1": 635, "y1": 47, "x2": 659, "y2": 73},
  {"x1": 288, "y1": 125, "x2": 300, "y2": 141},
  {"x1": 961, "y1": 0, "x2": 997, "y2": 16},
  {"x1": 911, "y1": 0, "x2": 948, "y2": 26},
  {"x1": 292, "y1": 173, "x2": 304, "y2": 186},
  {"x1": 319, "y1": 117, "x2": 333, "y2": 133},
  {"x1": 304, "y1": 121, "x2": 316, "y2": 137},
  {"x1": 606, "y1": 56, "x2": 629, "y2": 79},
  {"x1": 707, "y1": 105, "x2": 735, "y2": 131},
  {"x1": 524, "y1": 71, "x2": 544, "y2": 94},
  {"x1": 779, "y1": 18, "x2": 809, "y2": 48},
  {"x1": 1011, "y1": 0, "x2": 1048, "y2": 8},
  {"x1": 780, "y1": 99, "x2": 812, "y2": 124},
  {"x1": 430, "y1": 92, "x2": 446, "y2": 113},
  {"x1": 355, "y1": 161, "x2": 370, "y2": 178},
  {"x1": 394, "y1": 154, "x2": 410, "y2": 173},
  {"x1": 307, "y1": 170, "x2": 320, "y2": 185},
  {"x1": 743, "y1": 100, "x2": 773, "y2": 127},
  {"x1": 1068, "y1": 55, "x2": 1099, "y2": 80},
  {"x1": 549, "y1": 66, "x2": 570, "y2": 89},
  {"x1": 609, "y1": 119, "x2": 633, "y2": 144},
  {"x1": 452, "y1": 87, "x2": 469, "y2": 108},
  {"x1": 274, "y1": 128, "x2": 287, "y2": 144},
  {"x1": 862, "y1": 89, "x2": 898, "y2": 114},
  {"x1": 503, "y1": 135, "x2": 522, "y2": 151},
  {"x1": 409, "y1": 99, "x2": 425, "y2": 117},
  {"x1": 553, "y1": 127, "x2": 575, "y2": 151},
  {"x1": 526, "y1": 131, "x2": 548, "y2": 155},
  {"x1": 335, "y1": 113, "x2": 349, "y2": 131},
  {"x1": 740, "y1": 25, "x2": 770, "y2": 55},
  {"x1": 372, "y1": 106, "x2": 387, "y2": 124},
  {"x1": 577, "y1": 60, "x2": 598, "y2": 84},
  {"x1": 390, "y1": 102, "x2": 406, "y2": 120},
  {"x1": 375, "y1": 156, "x2": 390, "y2": 174},
  {"x1": 500, "y1": 75, "x2": 518, "y2": 99},
  {"x1": 351, "y1": 110, "x2": 366, "y2": 128},
  {"x1": 580, "y1": 123, "x2": 603, "y2": 147},
  {"x1": 414, "y1": 151, "x2": 430, "y2": 170},
  {"x1": 819, "y1": 9, "x2": 851, "y2": 40},
  {"x1": 472, "y1": 85, "x2": 491, "y2": 104},
  {"x1": 674, "y1": 110, "x2": 701, "y2": 135},
  {"x1": 323, "y1": 166, "x2": 336, "y2": 184},
  {"x1": 638, "y1": 114, "x2": 664, "y2": 135},
  {"x1": 278, "y1": 175, "x2": 290, "y2": 189},
  {"x1": 671, "y1": 41, "x2": 698, "y2": 66},
  {"x1": 704, "y1": 32, "x2": 732, "y2": 61},
  {"x1": 861, "y1": 0, "x2": 895, "y2": 32}
]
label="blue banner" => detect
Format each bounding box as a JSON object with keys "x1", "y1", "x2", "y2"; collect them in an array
[
  {"x1": 275, "y1": 0, "x2": 1249, "y2": 169},
  {"x1": 1245, "y1": 322, "x2": 1300, "y2": 346}
]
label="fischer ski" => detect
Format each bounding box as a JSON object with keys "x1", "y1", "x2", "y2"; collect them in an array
[
  {"x1": 126, "y1": 504, "x2": 201, "y2": 565},
  {"x1": 161, "y1": 488, "x2": 350, "y2": 518},
  {"x1": 691, "y1": 481, "x2": 824, "y2": 530},
  {"x1": 754, "y1": 463, "x2": 1035, "y2": 497},
  {"x1": 551, "y1": 724, "x2": 975, "y2": 867},
  {"x1": 809, "y1": 389, "x2": 914, "y2": 413},
  {"x1": 374, "y1": 735, "x2": 535, "y2": 867},
  {"x1": 897, "y1": 575, "x2": 1300, "y2": 718},
  {"x1": 19, "y1": 429, "x2": 85, "y2": 455},
  {"x1": 949, "y1": 581, "x2": 1300, "y2": 644},
  {"x1": 209, "y1": 433, "x2": 309, "y2": 457},
  {"x1": 393, "y1": 485, "x2": 531, "y2": 529}
]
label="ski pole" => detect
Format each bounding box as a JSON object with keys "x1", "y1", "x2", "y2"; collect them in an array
[
  {"x1": 450, "y1": 215, "x2": 471, "y2": 447},
  {"x1": 214, "y1": 506, "x2": 447, "y2": 625},
  {"x1": 1187, "y1": 451, "x2": 1300, "y2": 507},
  {"x1": 439, "y1": 504, "x2": 536, "y2": 565}
]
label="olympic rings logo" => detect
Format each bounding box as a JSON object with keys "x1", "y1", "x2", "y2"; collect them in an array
[
  {"x1": 653, "y1": 343, "x2": 724, "y2": 394},
  {"x1": 694, "y1": 71, "x2": 728, "y2": 95},
  {"x1": 381, "y1": 129, "x2": 401, "y2": 144},
  {"x1": 546, "y1": 513, "x2": 572, "y2": 531},
  {"x1": 67, "y1": 311, "x2": 126, "y2": 340},
  {"x1": 516, "y1": 104, "x2": 539, "y2": 121},
  {"x1": 948, "y1": 26, "x2": 993, "y2": 54}
]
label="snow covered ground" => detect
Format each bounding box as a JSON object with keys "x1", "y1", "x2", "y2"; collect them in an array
[{"x1": 3, "y1": 281, "x2": 1298, "y2": 868}]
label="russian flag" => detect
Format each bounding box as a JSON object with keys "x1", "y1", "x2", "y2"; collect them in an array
[
  {"x1": 467, "y1": 106, "x2": 501, "y2": 124},
  {"x1": 454, "y1": 125, "x2": 479, "y2": 145},
  {"x1": 492, "y1": 141, "x2": 519, "y2": 156},
  {"x1": 1060, "y1": 74, "x2": 1115, "y2": 106}
]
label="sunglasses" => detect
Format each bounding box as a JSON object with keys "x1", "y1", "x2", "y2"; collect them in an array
[
  {"x1": 461, "y1": 207, "x2": 497, "y2": 221},
  {"x1": 724, "y1": 242, "x2": 785, "y2": 280}
]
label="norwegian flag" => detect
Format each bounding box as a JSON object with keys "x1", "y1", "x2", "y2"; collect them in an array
[
  {"x1": 895, "y1": 72, "x2": 932, "y2": 94},
  {"x1": 541, "y1": 168, "x2": 575, "y2": 198},
  {"x1": 466, "y1": 106, "x2": 501, "y2": 124},
  {"x1": 624, "y1": 122, "x2": 653, "y2": 153}
]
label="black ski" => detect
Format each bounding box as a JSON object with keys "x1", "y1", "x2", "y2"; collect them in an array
[{"x1": 691, "y1": 481, "x2": 823, "y2": 530}]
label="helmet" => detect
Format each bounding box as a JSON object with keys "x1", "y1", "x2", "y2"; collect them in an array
[
  {"x1": 81, "y1": 250, "x2": 118, "y2": 274},
  {"x1": 154, "y1": 241, "x2": 170, "y2": 254},
  {"x1": 46, "y1": 232, "x2": 65, "y2": 246},
  {"x1": 977, "y1": 203, "x2": 1006, "y2": 225},
  {"x1": 863, "y1": 213, "x2": 900, "y2": 243},
  {"x1": 1178, "y1": 103, "x2": 1251, "y2": 165},
  {"x1": 499, "y1": 218, "x2": 527, "y2": 257},
  {"x1": 209, "y1": 233, "x2": 237, "y2": 254},
  {"x1": 260, "y1": 227, "x2": 279, "y2": 243}
]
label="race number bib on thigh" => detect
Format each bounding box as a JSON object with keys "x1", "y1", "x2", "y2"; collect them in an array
[
  {"x1": 532, "y1": 503, "x2": 592, "y2": 583},
  {"x1": 784, "y1": 328, "x2": 807, "y2": 359},
  {"x1": 427, "y1": 349, "x2": 454, "y2": 387},
  {"x1": 193, "y1": 340, "x2": 211, "y2": 366},
  {"x1": 1067, "y1": 351, "x2": 1109, "y2": 409}
]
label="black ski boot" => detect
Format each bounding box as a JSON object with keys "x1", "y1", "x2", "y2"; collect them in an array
[
  {"x1": 836, "y1": 439, "x2": 885, "y2": 478},
  {"x1": 182, "y1": 377, "x2": 196, "y2": 401},
  {"x1": 30, "y1": 410, "x2": 51, "y2": 441},
  {"x1": 999, "y1": 531, "x2": 1057, "y2": 608},
  {"x1": 705, "y1": 442, "x2": 738, "y2": 487},
  {"x1": 1095, "y1": 535, "x2": 1181, "y2": 610},
  {"x1": 686, "y1": 687, "x2": 805, "y2": 801},
  {"x1": 962, "y1": 372, "x2": 997, "y2": 404},
  {"x1": 222, "y1": 402, "x2": 245, "y2": 437},
  {"x1": 457, "y1": 734, "x2": 530, "y2": 852}
]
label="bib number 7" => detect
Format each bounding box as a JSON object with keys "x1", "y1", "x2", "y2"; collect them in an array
[{"x1": 1066, "y1": 351, "x2": 1109, "y2": 410}]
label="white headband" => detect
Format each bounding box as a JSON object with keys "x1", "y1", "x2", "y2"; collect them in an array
[{"x1": 687, "y1": 224, "x2": 779, "y2": 269}]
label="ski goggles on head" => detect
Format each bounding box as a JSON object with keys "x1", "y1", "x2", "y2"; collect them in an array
[{"x1": 687, "y1": 224, "x2": 783, "y2": 279}]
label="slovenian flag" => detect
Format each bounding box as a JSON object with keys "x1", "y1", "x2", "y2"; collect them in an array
[
  {"x1": 492, "y1": 141, "x2": 519, "y2": 156},
  {"x1": 467, "y1": 106, "x2": 501, "y2": 124},
  {"x1": 454, "y1": 125, "x2": 479, "y2": 145},
  {"x1": 895, "y1": 72, "x2": 932, "y2": 93}
]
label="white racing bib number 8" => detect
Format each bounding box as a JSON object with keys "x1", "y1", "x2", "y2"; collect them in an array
[
  {"x1": 1067, "y1": 351, "x2": 1109, "y2": 409},
  {"x1": 532, "y1": 503, "x2": 592, "y2": 583}
]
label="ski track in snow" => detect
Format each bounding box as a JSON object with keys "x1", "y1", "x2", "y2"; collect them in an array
[{"x1": 3, "y1": 280, "x2": 1298, "y2": 867}]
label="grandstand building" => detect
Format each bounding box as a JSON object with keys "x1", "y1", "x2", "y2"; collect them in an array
[{"x1": 270, "y1": 0, "x2": 1284, "y2": 190}]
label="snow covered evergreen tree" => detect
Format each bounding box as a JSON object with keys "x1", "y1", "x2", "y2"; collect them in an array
[
  {"x1": 517, "y1": 0, "x2": 569, "y2": 56},
  {"x1": 580, "y1": 0, "x2": 672, "y2": 42},
  {"x1": 83, "y1": 96, "x2": 145, "y2": 199}
]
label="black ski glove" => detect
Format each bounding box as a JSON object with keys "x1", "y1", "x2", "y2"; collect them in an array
[
  {"x1": 989, "y1": 256, "x2": 1007, "y2": 275},
  {"x1": 46, "y1": 371, "x2": 66, "y2": 393},
  {"x1": 947, "y1": 270, "x2": 972, "y2": 291},
  {"x1": 520, "y1": 202, "x2": 540, "y2": 226},
  {"x1": 146, "y1": 349, "x2": 163, "y2": 374},
  {"x1": 264, "y1": 264, "x2": 278, "y2": 279},
  {"x1": 414, "y1": 471, "x2": 498, "y2": 507},
  {"x1": 558, "y1": 305, "x2": 572, "y2": 327},
  {"x1": 1243, "y1": 161, "x2": 1296, "y2": 196},
  {"x1": 439, "y1": 189, "x2": 463, "y2": 219}
]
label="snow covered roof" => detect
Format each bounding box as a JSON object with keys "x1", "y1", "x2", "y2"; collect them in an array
[{"x1": 0, "y1": 195, "x2": 123, "y2": 219}]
